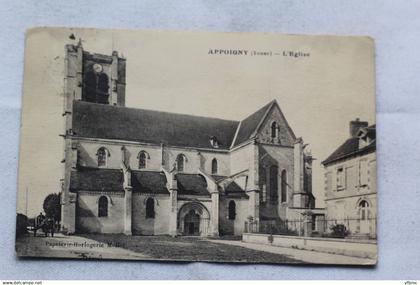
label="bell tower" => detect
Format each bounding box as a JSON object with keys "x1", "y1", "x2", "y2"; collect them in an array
[
  {"x1": 61, "y1": 40, "x2": 126, "y2": 234},
  {"x1": 63, "y1": 40, "x2": 126, "y2": 109}
]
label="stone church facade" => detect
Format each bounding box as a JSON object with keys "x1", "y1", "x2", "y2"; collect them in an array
[{"x1": 60, "y1": 42, "x2": 315, "y2": 236}]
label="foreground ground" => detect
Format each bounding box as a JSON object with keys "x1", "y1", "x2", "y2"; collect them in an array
[{"x1": 16, "y1": 233, "x2": 375, "y2": 264}]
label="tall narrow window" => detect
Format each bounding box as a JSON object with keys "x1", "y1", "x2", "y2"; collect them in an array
[
  {"x1": 83, "y1": 69, "x2": 109, "y2": 104},
  {"x1": 211, "y1": 158, "x2": 218, "y2": 174},
  {"x1": 146, "y1": 198, "x2": 155, "y2": 219},
  {"x1": 97, "y1": 147, "x2": 109, "y2": 167},
  {"x1": 337, "y1": 167, "x2": 345, "y2": 190},
  {"x1": 281, "y1": 169, "x2": 287, "y2": 203},
  {"x1": 269, "y1": 165, "x2": 278, "y2": 203},
  {"x1": 98, "y1": 196, "x2": 108, "y2": 217},
  {"x1": 228, "y1": 200, "x2": 236, "y2": 220},
  {"x1": 259, "y1": 167, "x2": 267, "y2": 203},
  {"x1": 271, "y1": 122, "x2": 278, "y2": 138},
  {"x1": 138, "y1": 151, "x2": 148, "y2": 169},
  {"x1": 176, "y1": 154, "x2": 186, "y2": 172}
]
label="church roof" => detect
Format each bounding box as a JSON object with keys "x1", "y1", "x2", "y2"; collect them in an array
[
  {"x1": 224, "y1": 181, "x2": 248, "y2": 198},
  {"x1": 70, "y1": 167, "x2": 124, "y2": 192},
  {"x1": 232, "y1": 100, "x2": 274, "y2": 147},
  {"x1": 176, "y1": 173, "x2": 210, "y2": 196},
  {"x1": 131, "y1": 170, "x2": 169, "y2": 194},
  {"x1": 70, "y1": 167, "x2": 169, "y2": 194},
  {"x1": 322, "y1": 125, "x2": 376, "y2": 165},
  {"x1": 211, "y1": 175, "x2": 248, "y2": 198},
  {"x1": 72, "y1": 100, "x2": 288, "y2": 150},
  {"x1": 72, "y1": 101, "x2": 239, "y2": 150}
]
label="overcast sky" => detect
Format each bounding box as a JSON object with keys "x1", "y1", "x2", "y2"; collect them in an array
[{"x1": 17, "y1": 28, "x2": 375, "y2": 217}]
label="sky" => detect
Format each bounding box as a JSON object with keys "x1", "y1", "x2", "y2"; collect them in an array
[{"x1": 17, "y1": 28, "x2": 375, "y2": 217}]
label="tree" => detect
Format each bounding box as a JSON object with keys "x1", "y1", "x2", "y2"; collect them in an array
[{"x1": 43, "y1": 193, "x2": 61, "y2": 222}]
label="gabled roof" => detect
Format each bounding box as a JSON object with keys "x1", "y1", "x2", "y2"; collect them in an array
[
  {"x1": 72, "y1": 99, "x2": 296, "y2": 150},
  {"x1": 73, "y1": 101, "x2": 239, "y2": 150},
  {"x1": 232, "y1": 99, "x2": 296, "y2": 147},
  {"x1": 232, "y1": 101, "x2": 274, "y2": 147},
  {"x1": 176, "y1": 173, "x2": 210, "y2": 196},
  {"x1": 322, "y1": 125, "x2": 376, "y2": 165}
]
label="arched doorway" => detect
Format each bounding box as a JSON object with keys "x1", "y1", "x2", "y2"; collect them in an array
[
  {"x1": 178, "y1": 202, "x2": 210, "y2": 236},
  {"x1": 184, "y1": 210, "x2": 200, "y2": 235},
  {"x1": 358, "y1": 200, "x2": 370, "y2": 234}
]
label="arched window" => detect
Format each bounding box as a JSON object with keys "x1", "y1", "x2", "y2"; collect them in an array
[
  {"x1": 359, "y1": 200, "x2": 369, "y2": 220},
  {"x1": 228, "y1": 201, "x2": 236, "y2": 220},
  {"x1": 281, "y1": 170, "x2": 287, "y2": 203},
  {"x1": 269, "y1": 165, "x2": 278, "y2": 203},
  {"x1": 138, "y1": 151, "x2": 149, "y2": 169},
  {"x1": 271, "y1": 121, "x2": 278, "y2": 138},
  {"x1": 146, "y1": 198, "x2": 155, "y2": 219},
  {"x1": 83, "y1": 70, "x2": 109, "y2": 104},
  {"x1": 211, "y1": 158, "x2": 218, "y2": 174},
  {"x1": 98, "y1": 196, "x2": 108, "y2": 217},
  {"x1": 176, "y1": 154, "x2": 186, "y2": 172},
  {"x1": 97, "y1": 147, "x2": 109, "y2": 167}
]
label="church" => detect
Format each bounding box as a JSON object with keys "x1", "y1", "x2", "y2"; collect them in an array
[{"x1": 60, "y1": 42, "x2": 315, "y2": 237}]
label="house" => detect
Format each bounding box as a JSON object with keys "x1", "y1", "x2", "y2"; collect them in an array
[{"x1": 322, "y1": 119, "x2": 376, "y2": 238}]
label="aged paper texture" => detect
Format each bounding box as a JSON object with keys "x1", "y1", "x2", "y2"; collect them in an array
[{"x1": 16, "y1": 27, "x2": 376, "y2": 265}]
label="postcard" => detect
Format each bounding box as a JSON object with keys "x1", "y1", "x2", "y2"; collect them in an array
[{"x1": 16, "y1": 27, "x2": 376, "y2": 264}]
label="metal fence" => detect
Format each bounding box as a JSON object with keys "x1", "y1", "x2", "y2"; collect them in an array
[{"x1": 244, "y1": 217, "x2": 377, "y2": 239}]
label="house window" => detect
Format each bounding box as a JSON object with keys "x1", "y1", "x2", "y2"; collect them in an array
[
  {"x1": 281, "y1": 170, "x2": 287, "y2": 203},
  {"x1": 98, "y1": 196, "x2": 108, "y2": 217},
  {"x1": 211, "y1": 158, "x2": 218, "y2": 174},
  {"x1": 271, "y1": 121, "x2": 278, "y2": 138},
  {"x1": 336, "y1": 167, "x2": 345, "y2": 190},
  {"x1": 97, "y1": 147, "x2": 109, "y2": 167},
  {"x1": 176, "y1": 154, "x2": 186, "y2": 172},
  {"x1": 359, "y1": 160, "x2": 368, "y2": 186},
  {"x1": 359, "y1": 200, "x2": 369, "y2": 220},
  {"x1": 228, "y1": 200, "x2": 236, "y2": 220},
  {"x1": 138, "y1": 151, "x2": 149, "y2": 169},
  {"x1": 146, "y1": 198, "x2": 155, "y2": 219},
  {"x1": 269, "y1": 165, "x2": 278, "y2": 203}
]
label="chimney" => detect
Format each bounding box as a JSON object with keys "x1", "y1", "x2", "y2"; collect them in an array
[{"x1": 349, "y1": 118, "x2": 368, "y2": 137}]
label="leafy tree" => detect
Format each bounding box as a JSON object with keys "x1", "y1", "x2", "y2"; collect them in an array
[{"x1": 43, "y1": 193, "x2": 61, "y2": 222}]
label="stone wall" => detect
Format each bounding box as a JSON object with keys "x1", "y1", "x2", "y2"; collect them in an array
[
  {"x1": 219, "y1": 197, "x2": 249, "y2": 235},
  {"x1": 76, "y1": 192, "x2": 125, "y2": 234},
  {"x1": 132, "y1": 193, "x2": 171, "y2": 235},
  {"x1": 243, "y1": 233, "x2": 377, "y2": 260}
]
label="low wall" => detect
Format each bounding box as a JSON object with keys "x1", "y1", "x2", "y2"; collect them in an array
[{"x1": 242, "y1": 233, "x2": 377, "y2": 259}]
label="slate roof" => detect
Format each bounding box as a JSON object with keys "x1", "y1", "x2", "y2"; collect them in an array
[
  {"x1": 322, "y1": 125, "x2": 376, "y2": 165},
  {"x1": 72, "y1": 100, "x2": 284, "y2": 150},
  {"x1": 131, "y1": 170, "x2": 169, "y2": 194},
  {"x1": 176, "y1": 173, "x2": 210, "y2": 196},
  {"x1": 211, "y1": 175, "x2": 248, "y2": 198},
  {"x1": 70, "y1": 167, "x2": 169, "y2": 194},
  {"x1": 224, "y1": 181, "x2": 248, "y2": 198},
  {"x1": 70, "y1": 167, "x2": 124, "y2": 192},
  {"x1": 233, "y1": 101, "x2": 273, "y2": 147},
  {"x1": 73, "y1": 101, "x2": 239, "y2": 150}
]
